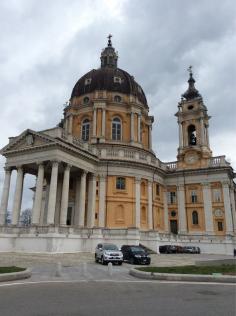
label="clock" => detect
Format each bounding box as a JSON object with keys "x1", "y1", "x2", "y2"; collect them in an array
[{"x1": 184, "y1": 153, "x2": 198, "y2": 164}]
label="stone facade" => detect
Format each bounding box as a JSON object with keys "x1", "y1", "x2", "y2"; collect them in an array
[{"x1": 0, "y1": 39, "x2": 235, "y2": 254}]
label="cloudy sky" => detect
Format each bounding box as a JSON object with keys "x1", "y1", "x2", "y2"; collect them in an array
[{"x1": 0, "y1": 0, "x2": 235, "y2": 211}]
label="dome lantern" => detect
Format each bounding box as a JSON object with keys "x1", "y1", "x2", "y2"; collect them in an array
[
  {"x1": 100, "y1": 34, "x2": 118, "y2": 68},
  {"x1": 182, "y1": 66, "x2": 201, "y2": 100}
]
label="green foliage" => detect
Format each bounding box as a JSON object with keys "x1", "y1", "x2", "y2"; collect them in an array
[
  {"x1": 0, "y1": 266, "x2": 26, "y2": 274},
  {"x1": 137, "y1": 265, "x2": 236, "y2": 275}
]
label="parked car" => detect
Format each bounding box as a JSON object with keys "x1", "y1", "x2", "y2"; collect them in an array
[
  {"x1": 183, "y1": 246, "x2": 201, "y2": 254},
  {"x1": 121, "y1": 245, "x2": 151, "y2": 265},
  {"x1": 95, "y1": 243, "x2": 123, "y2": 265},
  {"x1": 159, "y1": 245, "x2": 178, "y2": 254}
]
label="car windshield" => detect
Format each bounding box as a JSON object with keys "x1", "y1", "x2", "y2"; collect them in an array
[
  {"x1": 130, "y1": 246, "x2": 145, "y2": 253},
  {"x1": 103, "y1": 244, "x2": 118, "y2": 250}
]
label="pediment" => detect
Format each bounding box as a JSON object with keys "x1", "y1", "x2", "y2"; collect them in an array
[{"x1": 1, "y1": 129, "x2": 57, "y2": 154}]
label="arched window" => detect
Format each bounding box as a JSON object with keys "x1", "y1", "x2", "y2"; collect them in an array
[
  {"x1": 82, "y1": 119, "x2": 90, "y2": 141},
  {"x1": 192, "y1": 211, "x2": 199, "y2": 225},
  {"x1": 112, "y1": 117, "x2": 121, "y2": 140},
  {"x1": 114, "y1": 95, "x2": 122, "y2": 102},
  {"x1": 188, "y1": 125, "x2": 197, "y2": 145}
]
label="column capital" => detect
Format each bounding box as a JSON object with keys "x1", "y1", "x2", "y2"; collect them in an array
[
  {"x1": 63, "y1": 163, "x2": 72, "y2": 171},
  {"x1": 4, "y1": 166, "x2": 12, "y2": 173},
  {"x1": 221, "y1": 181, "x2": 230, "y2": 187},
  {"x1": 135, "y1": 176, "x2": 141, "y2": 183},
  {"x1": 51, "y1": 160, "x2": 60, "y2": 167},
  {"x1": 177, "y1": 184, "x2": 185, "y2": 191},
  {"x1": 99, "y1": 174, "x2": 107, "y2": 181}
]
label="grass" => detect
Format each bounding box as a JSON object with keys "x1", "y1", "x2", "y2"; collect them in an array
[
  {"x1": 0, "y1": 266, "x2": 26, "y2": 274},
  {"x1": 137, "y1": 265, "x2": 236, "y2": 275}
]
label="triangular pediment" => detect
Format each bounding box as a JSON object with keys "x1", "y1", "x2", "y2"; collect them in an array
[{"x1": 0, "y1": 129, "x2": 57, "y2": 154}]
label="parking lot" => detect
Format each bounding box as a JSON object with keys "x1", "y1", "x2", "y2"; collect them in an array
[{"x1": 0, "y1": 252, "x2": 234, "y2": 283}]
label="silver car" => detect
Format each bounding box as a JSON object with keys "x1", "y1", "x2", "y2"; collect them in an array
[{"x1": 95, "y1": 243, "x2": 123, "y2": 265}]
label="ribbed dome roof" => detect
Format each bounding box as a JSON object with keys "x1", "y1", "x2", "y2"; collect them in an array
[
  {"x1": 71, "y1": 35, "x2": 148, "y2": 107},
  {"x1": 71, "y1": 67, "x2": 147, "y2": 106}
]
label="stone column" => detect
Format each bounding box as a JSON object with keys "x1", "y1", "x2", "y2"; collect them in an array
[
  {"x1": 163, "y1": 187, "x2": 169, "y2": 233},
  {"x1": 138, "y1": 114, "x2": 141, "y2": 143},
  {"x1": 135, "y1": 177, "x2": 141, "y2": 228},
  {"x1": 177, "y1": 185, "x2": 187, "y2": 234},
  {"x1": 60, "y1": 164, "x2": 71, "y2": 225},
  {"x1": 87, "y1": 174, "x2": 96, "y2": 228},
  {"x1": 78, "y1": 171, "x2": 87, "y2": 226},
  {"x1": 130, "y1": 112, "x2": 134, "y2": 142},
  {"x1": 148, "y1": 181, "x2": 153, "y2": 229},
  {"x1": 0, "y1": 167, "x2": 12, "y2": 225},
  {"x1": 202, "y1": 183, "x2": 214, "y2": 234},
  {"x1": 222, "y1": 181, "x2": 233, "y2": 234},
  {"x1": 178, "y1": 121, "x2": 183, "y2": 148},
  {"x1": 93, "y1": 108, "x2": 97, "y2": 137},
  {"x1": 32, "y1": 163, "x2": 45, "y2": 225},
  {"x1": 149, "y1": 125, "x2": 152, "y2": 150},
  {"x1": 12, "y1": 166, "x2": 24, "y2": 225},
  {"x1": 102, "y1": 108, "x2": 106, "y2": 138},
  {"x1": 47, "y1": 161, "x2": 59, "y2": 225},
  {"x1": 99, "y1": 175, "x2": 106, "y2": 227},
  {"x1": 229, "y1": 185, "x2": 236, "y2": 233},
  {"x1": 74, "y1": 176, "x2": 81, "y2": 226}
]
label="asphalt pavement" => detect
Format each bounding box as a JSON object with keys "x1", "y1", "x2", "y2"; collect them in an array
[{"x1": 0, "y1": 281, "x2": 235, "y2": 316}]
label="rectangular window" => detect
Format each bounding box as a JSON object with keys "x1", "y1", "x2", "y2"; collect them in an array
[
  {"x1": 116, "y1": 177, "x2": 126, "y2": 190},
  {"x1": 217, "y1": 221, "x2": 224, "y2": 231},
  {"x1": 167, "y1": 192, "x2": 176, "y2": 204},
  {"x1": 191, "y1": 191, "x2": 197, "y2": 203},
  {"x1": 156, "y1": 184, "x2": 160, "y2": 196},
  {"x1": 213, "y1": 189, "x2": 221, "y2": 202}
]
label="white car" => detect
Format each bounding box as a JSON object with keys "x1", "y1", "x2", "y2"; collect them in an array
[{"x1": 95, "y1": 243, "x2": 123, "y2": 265}]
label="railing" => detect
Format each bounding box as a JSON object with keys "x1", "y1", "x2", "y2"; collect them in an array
[
  {"x1": 209, "y1": 156, "x2": 229, "y2": 167},
  {"x1": 161, "y1": 161, "x2": 177, "y2": 171}
]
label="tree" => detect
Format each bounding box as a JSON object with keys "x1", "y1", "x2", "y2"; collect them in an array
[{"x1": 20, "y1": 208, "x2": 32, "y2": 226}]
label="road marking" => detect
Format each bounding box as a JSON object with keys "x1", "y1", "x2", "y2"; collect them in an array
[{"x1": 0, "y1": 279, "x2": 235, "y2": 287}]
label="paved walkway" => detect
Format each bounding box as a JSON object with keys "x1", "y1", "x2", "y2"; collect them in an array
[{"x1": 0, "y1": 253, "x2": 234, "y2": 283}]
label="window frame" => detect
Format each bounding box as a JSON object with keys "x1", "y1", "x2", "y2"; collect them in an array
[
  {"x1": 192, "y1": 210, "x2": 199, "y2": 225},
  {"x1": 81, "y1": 118, "x2": 90, "y2": 141},
  {"x1": 116, "y1": 177, "x2": 126, "y2": 190},
  {"x1": 112, "y1": 117, "x2": 122, "y2": 141}
]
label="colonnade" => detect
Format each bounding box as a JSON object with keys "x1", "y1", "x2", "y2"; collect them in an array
[{"x1": 0, "y1": 162, "x2": 98, "y2": 228}]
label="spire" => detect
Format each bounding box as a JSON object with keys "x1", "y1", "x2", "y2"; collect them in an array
[
  {"x1": 182, "y1": 66, "x2": 201, "y2": 100},
  {"x1": 100, "y1": 34, "x2": 118, "y2": 68}
]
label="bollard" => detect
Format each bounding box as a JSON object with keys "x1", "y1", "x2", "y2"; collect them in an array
[
  {"x1": 108, "y1": 262, "x2": 113, "y2": 277},
  {"x1": 55, "y1": 262, "x2": 62, "y2": 277},
  {"x1": 82, "y1": 262, "x2": 88, "y2": 278}
]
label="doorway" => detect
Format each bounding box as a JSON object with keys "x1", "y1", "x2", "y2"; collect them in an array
[{"x1": 170, "y1": 220, "x2": 178, "y2": 234}]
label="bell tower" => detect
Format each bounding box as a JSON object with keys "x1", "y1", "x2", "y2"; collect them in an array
[{"x1": 176, "y1": 67, "x2": 212, "y2": 168}]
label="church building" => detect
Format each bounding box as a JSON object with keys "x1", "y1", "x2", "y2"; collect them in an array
[{"x1": 0, "y1": 36, "x2": 235, "y2": 254}]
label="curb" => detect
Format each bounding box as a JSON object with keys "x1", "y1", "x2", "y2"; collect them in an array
[
  {"x1": 129, "y1": 268, "x2": 236, "y2": 283},
  {"x1": 0, "y1": 268, "x2": 32, "y2": 282}
]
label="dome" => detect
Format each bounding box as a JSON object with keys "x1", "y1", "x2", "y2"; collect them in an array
[
  {"x1": 71, "y1": 35, "x2": 148, "y2": 107},
  {"x1": 71, "y1": 67, "x2": 147, "y2": 106}
]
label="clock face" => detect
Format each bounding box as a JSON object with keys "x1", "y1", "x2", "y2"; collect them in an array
[{"x1": 185, "y1": 153, "x2": 198, "y2": 164}]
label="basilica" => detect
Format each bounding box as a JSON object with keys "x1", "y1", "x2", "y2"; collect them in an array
[{"x1": 0, "y1": 37, "x2": 235, "y2": 254}]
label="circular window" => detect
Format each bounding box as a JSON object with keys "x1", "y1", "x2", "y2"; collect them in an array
[
  {"x1": 83, "y1": 97, "x2": 89, "y2": 104},
  {"x1": 171, "y1": 211, "x2": 177, "y2": 217},
  {"x1": 188, "y1": 105, "x2": 194, "y2": 110},
  {"x1": 114, "y1": 95, "x2": 122, "y2": 102}
]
